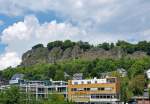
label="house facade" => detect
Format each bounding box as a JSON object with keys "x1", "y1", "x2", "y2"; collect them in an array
[
  {"x1": 19, "y1": 80, "x2": 68, "y2": 100},
  {"x1": 68, "y1": 77, "x2": 120, "y2": 104}
]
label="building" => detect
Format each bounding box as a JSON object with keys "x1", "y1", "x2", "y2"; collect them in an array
[
  {"x1": 73, "y1": 73, "x2": 83, "y2": 80},
  {"x1": 116, "y1": 68, "x2": 127, "y2": 77},
  {"x1": 136, "y1": 97, "x2": 150, "y2": 104},
  {"x1": 68, "y1": 77, "x2": 120, "y2": 104},
  {"x1": 146, "y1": 69, "x2": 150, "y2": 79},
  {"x1": 19, "y1": 80, "x2": 68, "y2": 100},
  {"x1": 0, "y1": 76, "x2": 8, "y2": 86},
  {"x1": 9, "y1": 74, "x2": 24, "y2": 84},
  {"x1": 99, "y1": 72, "x2": 111, "y2": 78},
  {"x1": 131, "y1": 96, "x2": 150, "y2": 104}
]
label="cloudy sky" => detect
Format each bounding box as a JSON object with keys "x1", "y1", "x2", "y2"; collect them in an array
[{"x1": 0, "y1": 0, "x2": 150, "y2": 70}]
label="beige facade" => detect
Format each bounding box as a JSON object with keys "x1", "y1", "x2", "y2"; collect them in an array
[{"x1": 68, "y1": 77, "x2": 120, "y2": 104}]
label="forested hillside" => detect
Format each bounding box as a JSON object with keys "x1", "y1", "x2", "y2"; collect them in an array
[
  {"x1": 1, "y1": 40, "x2": 150, "y2": 81},
  {"x1": 1, "y1": 40, "x2": 150, "y2": 102}
]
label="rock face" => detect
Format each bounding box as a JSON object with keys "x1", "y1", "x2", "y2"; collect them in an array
[
  {"x1": 21, "y1": 45, "x2": 147, "y2": 66},
  {"x1": 22, "y1": 47, "x2": 49, "y2": 66},
  {"x1": 21, "y1": 45, "x2": 84, "y2": 66}
]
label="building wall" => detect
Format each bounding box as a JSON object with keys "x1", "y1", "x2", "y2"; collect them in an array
[
  {"x1": 68, "y1": 77, "x2": 120, "y2": 103},
  {"x1": 19, "y1": 81, "x2": 68, "y2": 100},
  {"x1": 137, "y1": 99, "x2": 150, "y2": 104}
]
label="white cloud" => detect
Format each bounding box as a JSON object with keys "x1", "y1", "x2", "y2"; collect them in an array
[
  {"x1": 1, "y1": 15, "x2": 86, "y2": 55},
  {"x1": 0, "y1": 0, "x2": 118, "y2": 25},
  {"x1": 0, "y1": 0, "x2": 149, "y2": 34},
  {"x1": 0, "y1": 15, "x2": 87, "y2": 70},
  {"x1": 0, "y1": 52, "x2": 21, "y2": 70}
]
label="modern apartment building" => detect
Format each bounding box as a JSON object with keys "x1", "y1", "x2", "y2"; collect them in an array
[
  {"x1": 68, "y1": 77, "x2": 120, "y2": 104},
  {"x1": 19, "y1": 80, "x2": 68, "y2": 100}
]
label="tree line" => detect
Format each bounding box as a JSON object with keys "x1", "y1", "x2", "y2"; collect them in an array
[{"x1": 32, "y1": 40, "x2": 150, "y2": 55}]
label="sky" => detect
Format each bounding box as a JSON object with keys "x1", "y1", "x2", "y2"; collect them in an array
[{"x1": 0, "y1": 0, "x2": 150, "y2": 70}]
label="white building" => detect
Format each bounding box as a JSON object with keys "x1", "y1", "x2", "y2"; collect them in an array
[
  {"x1": 9, "y1": 74, "x2": 24, "y2": 84},
  {"x1": 146, "y1": 69, "x2": 150, "y2": 79},
  {"x1": 117, "y1": 68, "x2": 127, "y2": 77},
  {"x1": 19, "y1": 80, "x2": 68, "y2": 100}
]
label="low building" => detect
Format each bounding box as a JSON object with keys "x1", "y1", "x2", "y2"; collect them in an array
[
  {"x1": 136, "y1": 97, "x2": 150, "y2": 104},
  {"x1": 146, "y1": 69, "x2": 150, "y2": 79},
  {"x1": 99, "y1": 72, "x2": 111, "y2": 78},
  {"x1": 9, "y1": 74, "x2": 24, "y2": 84},
  {"x1": 131, "y1": 96, "x2": 150, "y2": 104},
  {"x1": 0, "y1": 76, "x2": 8, "y2": 86},
  {"x1": 19, "y1": 80, "x2": 68, "y2": 100},
  {"x1": 68, "y1": 77, "x2": 120, "y2": 104},
  {"x1": 117, "y1": 68, "x2": 127, "y2": 77},
  {"x1": 73, "y1": 73, "x2": 83, "y2": 80},
  {"x1": 131, "y1": 89, "x2": 150, "y2": 104}
]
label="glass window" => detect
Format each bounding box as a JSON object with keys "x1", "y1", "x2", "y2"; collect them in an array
[
  {"x1": 87, "y1": 88, "x2": 90, "y2": 91},
  {"x1": 107, "y1": 78, "x2": 116, "y2": 83},
  {"x1": 87, "y1": 81, "x2": 91, "y2": 84},
  {"x1": 74, "y1": 82, "x2": 78, "y2": 85},
  {"x1": 105, "y1": 87, "x2": 112, "y2": 91},
  {"x1": 71, "y1": 88, "x2": 77, "y2": 91},
  {"x1": 107, "y1": 95, "x2": 111, "y2": 98}
]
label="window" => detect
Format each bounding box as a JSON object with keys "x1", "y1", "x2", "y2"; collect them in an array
[
  {"x1": 74, "y1": 82, "x2": 78, "y2": 85},
  {"x1": 87, "y1": 81, "x2": 91, "y2": 84},
  {"x1": 77, "y1": 88, "x2": 84, "y2": 91},
  {"x1": 96, "y1": 95, "x2": 99, "y2": 98},
  {"x1": 103, "y1": 95, "x2": 106, "y2": 98},
  {"x1": 107, "y1": 95, "x2": 111, "y2": 98},
  {"x1": 91, "y1": 88, "x2": 97, "y2": 91},
  {"x1": 38, "y1": 88, "x2": 44, "y2": 92},
  {"x1": 87, "y1": 88, "x2": 90, "y2": 91},
  {"x1": 101, "y1": 88, "x2": 104, "y2": 90},
  {"x1": 71, "y1": 88, "x2": 77, "y2": 91},
  {"x1": 105, "y1": 87, "x2": 112, "y2": 91},
  {"x1": 84, "y1": 88, "x2": 90, "y2": 91},
  {"x1": 91, "y1": 94, "x2": 96, "y2": 98},
  {"x1": 107, "y1": 78, "x2": 116, "y2": 83}
]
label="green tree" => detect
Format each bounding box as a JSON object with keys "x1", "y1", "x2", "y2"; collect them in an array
[
  {"x1": 120, "y1": 77, "x2": 133, "y2": 103},
  {"x1": 47, "y1": 41, "x2": 63, "y2": 50},
  {"x1": 110, "y1": 43, "x2": 115, "y2": 49},
  {"x1": 54, "y1": 70, "x2": 65, "y2": 80},
  {"x1": 32, "y1": 44, "x2": 44, "y2": 50},
  {"x1": 129, "y1": 74, "x2": 145, "y2": 95},
  {"x1": 77, "y1": 41, "x2": 91, "y2": 50},
  {"x1": 62, "y1": 40, "x2": 75, "y2": 49},
  {"x1": 98, "y1": 42, "x2": 110, "y2": 50},
  {"x1": 0, "y1": 86, "x2": 23, "y2": 104}
]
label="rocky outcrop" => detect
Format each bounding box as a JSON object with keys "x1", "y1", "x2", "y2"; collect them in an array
[
  {"x1": 21, "y1": 45, "x2": 148, "y2": 66},
  {"x1": 21, "y1": 45, "x2": 84, "y2": 66},
  {"x1": 48, "y1": 47, "x2": 63, "y2": 63},
  {"x1": 21, "y1": 47, "x2": 49, "y2": 66}
]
